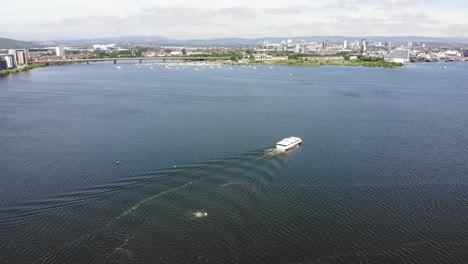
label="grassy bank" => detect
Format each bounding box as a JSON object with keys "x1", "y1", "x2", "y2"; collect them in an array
[{"x1": 0, "y1": 63, "x2": 47, "y2": 76}]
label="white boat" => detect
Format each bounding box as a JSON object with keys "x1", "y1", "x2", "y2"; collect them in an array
[{"x1": 276, "y1": 137, "x2": 302, "y2": 151}]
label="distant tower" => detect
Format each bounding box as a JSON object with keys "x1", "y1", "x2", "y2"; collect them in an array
[
  {"x1": 361, "y1": 39, "x2": 367, "y2": 52},
  {"x1": 294, "y1": 44, "x2": 300, "y2": 53},
  {"x1": 56, "y1": 46, "x2": 65, "y2": 57},
  {"x1": 343, "y1": 40, "x2": 348, "y2": 49},
  {"x1": 14, "y1": 49, "x2": 28, "y2": 66},
  {"x1": 322, "y1": 41, "x2": 328, "y2": 49},
  {"x1": 407, "y1": 42, "x2": 413, "y2": 48},
  {"x1": 353, "y1": 41, "x2": 360, "y2": 51},
  {"x1": 422, "y1": 43, "x2": 426, "y2": 48}
]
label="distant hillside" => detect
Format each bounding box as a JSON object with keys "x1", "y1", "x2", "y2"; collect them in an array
[{"x1": 0, "y1": 37, "x2": 41, "y2": 49}]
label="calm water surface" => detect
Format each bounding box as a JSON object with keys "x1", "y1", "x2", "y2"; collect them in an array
[{"x1": 1, "y1": 62, "x2": 468, "y2": 263}]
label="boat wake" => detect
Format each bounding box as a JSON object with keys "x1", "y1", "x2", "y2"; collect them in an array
[{"x1": 0, "y1": 147, "x2": 297, "y2": 263}]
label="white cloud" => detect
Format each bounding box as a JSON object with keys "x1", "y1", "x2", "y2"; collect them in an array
[{"x1": 0, "y1": 0, "x2": 467, "y2": 40}]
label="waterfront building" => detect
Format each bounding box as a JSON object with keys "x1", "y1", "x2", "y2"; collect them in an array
[
  {"x1": 464, "y1": 50, "x2": 468, "y2": 57},
  {"x1": 15, "y1": 49, "x2": 28, "y2": 66},
  {"x1": 253, "y1": 53, "x2": 288, "y2": 61},
  {"x1": 0, "y1": 58, "x2": 7, "y2": 71},
  {"x1": 8, "y1": 49, "x2": 17, "y2": 67},
  {"x1": 384, "y1": 49, "x2": 410, "y2": 63},
  {"x1": 301, "y1": 56, "x2": 344, "y2": 61},
  {"x1": 3, "y1": 55, "x2": 14, "y2": 68},
  {"x1": 56, "y1": 46, "x2": 65, "y2": 57}
]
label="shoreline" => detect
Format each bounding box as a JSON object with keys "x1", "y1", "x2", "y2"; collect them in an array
[
  {"x1": 0, "y1": 59, "x2": 407, "y2": 76},
  {"x1": 237, "y1": 59, "x2": 404, "y2": 68},
  {"x1": 0, "y1": 63, "x2": 47, "y2": 76}
]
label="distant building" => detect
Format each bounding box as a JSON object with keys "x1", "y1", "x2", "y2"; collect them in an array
[
  {"x1": 142, "y1": 51, "x2": 157, "y2": 57},
  {"x1": 322, "y1": 41, "x2": 327, "y2": 49},
  {"x1": 445, "y1": 50, "x2": 461, "y2": 57},
  {"x1": 3, "y1": 55, "x2": 14, "y2": 68},
  {"x1": 0, "y1": 58, "x2": 7, "y2": 71},
  {"x1": 464, "y1": 50, "x2": 468, "y2": 57},
  {"x1": 384, "y1": 49, "x2": 410, "y2": 63},
  {"x1": 407, "y1": 42, "x2": 413, "y2": 48},
  {"x1": 294, "y1": 44, "x2": 300, "y2": 53},
  {"x1": 29, "y1": 48, "x2": 52, "y2": 53},
  {"x1": 56, "y1": 46, "x2": 65, "y2": 57},
  {"x1": 253, "y1": 53, "x2": 288, "y2": 61},
  {"x1": 92, "y1": 44, "x2": 116, "y2": 51},
  {"x1": 8, "y1": 49, "x2": 28, "y2": 66},
  {"x1": 361, "y1": 39, "x2": 367, "y2": 52},
  {"x1": 301, "y1": 56, "x2": 344, "y2": 61},
  {"x1": 15, "y1": 49, "x2": 28, "y2": 66},
  {"x1": 343, "y1": 40, "x2": 347, "y2": 49},
  {"x1": 8, "y1": 49, "x2": 17, "y2": 66},
  {"x1": 352, "y1": 41, "x2": 360, "y2": 51}
]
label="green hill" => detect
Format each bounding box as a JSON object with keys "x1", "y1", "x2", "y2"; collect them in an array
[{"x1": 0, "y1": 37, "x2": 40, "y2": 49}]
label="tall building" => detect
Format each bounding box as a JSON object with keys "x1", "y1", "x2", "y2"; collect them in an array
[
  {"x1": 8, "y1": 49, "x2": 17, "y2": 66},
  {"x1": 15, "y1": 49, "x2": 28, "y2": 66},
  {"x1": 361, "y1": 39, "x2": 367, "y2": 52},
  {"x1": 407, "y1": 42, "x2": 413, "y2": 48},
  {"x1": 56, "y1": 46, "x2": 65, "y2": 57},
  {"x1": 322, "y1": 41, "x2": 328, "y2": 49},
  {"x1": 0, "y1": 58, "x2": 7, "y2": 71},
  {"x1": 352, "y1": 41, "x2": 360, "y2": 51},
  {"x1": 294, "y1": 44, "x2": 300, "y2": 53},
  {"x1": 343, "y1": 40, "x2": 348, "y2": 49},
  {"x1": 3, "y1": 55, "x2": 14, "y2": 68}
]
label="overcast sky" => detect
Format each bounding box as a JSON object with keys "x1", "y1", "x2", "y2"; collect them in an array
[{"x1": 1, "y1": 0, "x2": 467, "y2": 40}]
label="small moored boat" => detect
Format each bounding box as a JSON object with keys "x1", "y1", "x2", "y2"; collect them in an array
[{"x1": 276, "y1": 137, "x2": 302, "y2": 151}]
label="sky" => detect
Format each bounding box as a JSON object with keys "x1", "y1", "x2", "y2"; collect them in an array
[{"x1": 1, "y1": 0, "x2": 467, "y2": 40}]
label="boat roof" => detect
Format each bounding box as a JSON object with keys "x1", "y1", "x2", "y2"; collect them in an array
[{"x1": 277, "y1": 137, "x2": 301, "y2": 145}]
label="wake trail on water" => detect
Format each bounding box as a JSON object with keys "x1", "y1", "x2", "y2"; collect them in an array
[
  {"x1": 0, "y1": 148, "x2": 266, "y2": 221},
  {"x1": 0, "y1": 147, "x2": 298, "y2": 263}
]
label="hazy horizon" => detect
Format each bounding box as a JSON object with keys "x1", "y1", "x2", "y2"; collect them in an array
[{"x1": 1, "y1": 0, "x2": 467, "y2": 41}]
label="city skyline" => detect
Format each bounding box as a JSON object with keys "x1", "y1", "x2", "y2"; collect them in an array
[{"x1": 1, "y1": 0, "x2": 468, "y2": 40}]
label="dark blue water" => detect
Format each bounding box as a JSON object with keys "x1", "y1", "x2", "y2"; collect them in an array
[{"x1": 1, "y1": 62, "x2": 468, "y2": 263}]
